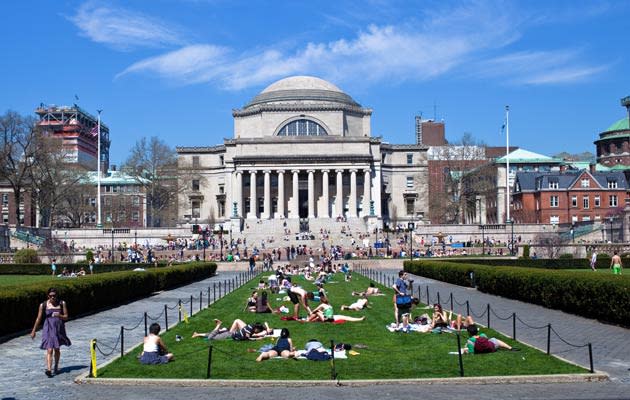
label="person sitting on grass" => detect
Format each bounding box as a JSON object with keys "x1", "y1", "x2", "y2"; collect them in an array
[
  {"x1": 256, "y1": 328, "x2": 296, "y2": 362},
  {"x1": 139, "y1": 323, "x2": 173, "y2": 365},
  {"x1": 192, "y1": 319, "x2": 271, "y2": 341},
  {"x1": 253, "y1": 291, "x2": 276, "y2": 313},
  {"x1": 307, "y1": 298, "x2": 366, "y2": 323},
  {"x1": 246, "y1": 291, "x2": 258, "y2": 312},
  {"x1": 450, "y1": 314, "x2": 475, "y2": 331},
  {"x1": 352, "y1": 282, "x2": 382, "y2": 296},
  {"x1": 431, "y1": 304, "x2": 449, "y2": 329},
  {"x1": 462, "y1": 324, "x2": 519, "y2": 354},
  {"x1": 340, "y1": 296, "x2": 370, "y2": 311}
]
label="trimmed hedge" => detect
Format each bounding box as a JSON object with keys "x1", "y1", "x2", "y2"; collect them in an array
[
  {"x1": 0, "y1": 262, "x2": 168, "y2": 275},
  {"x1": 444, "y1": 257, "x2": 615, "y2": 270},
  {"x1": 405, "y1": 260, "x2": 630, "y2": 327},
  {"x1": 0, "y1": 262, "x2": 217, "y2": 337}
]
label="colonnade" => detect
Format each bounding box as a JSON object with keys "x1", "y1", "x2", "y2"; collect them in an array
[{"x1": 231, "y1": 167, "x2": 379, "y2": 219}]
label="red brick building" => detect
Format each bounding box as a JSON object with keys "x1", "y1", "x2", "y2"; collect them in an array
[{"x1": 511, "y1": 169, "x2": 628, "y2": 224}]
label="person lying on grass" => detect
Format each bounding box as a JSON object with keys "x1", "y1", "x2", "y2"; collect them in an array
[
  {"x1": 192, "y1": 319, "x2": 272, "y2": 341},
  {"x1": 340, "y1": 296, "x2": 370, "y2": 311},
  {"x1": 352, "y1": 282, "x2": 383, "y2": 296},
  {"x1": 306, "y1": 298, "x2": 365, "y2": 323},
  {"x1": 256, "y1": 328, "x2": 296, "y2": 362},
  {"x1": 462, "y1": 324, "x2": 519, "y2": 354}
]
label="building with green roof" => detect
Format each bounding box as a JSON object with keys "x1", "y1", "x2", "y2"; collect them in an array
[{"x1": 594, "y1": 96, "x2": 630, "y2": 168}]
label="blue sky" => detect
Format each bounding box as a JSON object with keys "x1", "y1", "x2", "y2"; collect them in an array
[{"x1": 1, "y1": 0, "x2": 629, "y2": 166}]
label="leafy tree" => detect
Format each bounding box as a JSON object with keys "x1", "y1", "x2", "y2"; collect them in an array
[{"x1": 123, "y1": 136, "x2": 177, "y2": 227}]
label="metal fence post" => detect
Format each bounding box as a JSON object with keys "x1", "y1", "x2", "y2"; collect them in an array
[
  {"x1": 190, "y1": 295, "x2": 193, "y2": 316},
  {"x1": 456, "y1": 333, "x2": 464, "y2": 377},
  {"x1": 144, "y1": 312, "x2": 148, "y2": 336},
  {"x1": 486, "y1": 304, "x2": 490, "y2": 328},
  {"x1": 178, "y1": 300, "x2": 182, "y2": 323},
  {"x1": 164, "y1": 305, "x2": 168, "y2": 331},
  {"x1": 206, "y1": 345, "x2": 213, "y2": 379},
  {"x1": 512, "y1": 313, "x2": 516, "y2": 339},
  {"x1": 437, "y1": 292, "x2": 441, "y2": 306},
  {"x1": 546, "y1": 324, "x2": 551, "y2": 355},
  {"x1": 426, "y1": 286, "x2": 430, "y2": 304},
  {"x1": 466, "y1": 300, "x2": 470, "y2": 316},
  {"x1": 200, "y1": 291, "x2": 203, "y2": 311},
  {"x1": 330, "y1": 340, "x2": 336, "y2": 380},
  {"x1": 588, "y1": 343, "x2": 594, "y2": 373},
  {"x1": 120, "y1": 326, "x2": 124, "y2": 358},
  {"x1": 449, "y1": 293, "x2": 454, "y2": 311}
]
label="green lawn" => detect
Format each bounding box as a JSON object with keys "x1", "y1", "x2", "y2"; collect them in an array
[
  {"x1": 98, "y1": 272, "x2": 586, "y2": 380},
  {"x1": 0, "y1": 275, "x2": 58, "y2": 288}
]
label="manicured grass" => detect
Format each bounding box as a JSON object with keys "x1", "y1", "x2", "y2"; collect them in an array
[
  {"x1": 98, "y1": 272, "x2": 586, "y2": 380},
  {"x1": 0, "y1": 274, "x2": 58, "y2": 287}
]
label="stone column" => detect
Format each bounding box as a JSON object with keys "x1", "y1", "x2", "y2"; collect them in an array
[
  {"x1": 307, "y1": 170, "x2": 315, "y2": 218},
  {"x1": 291, "y1": 170, "x2": 299, "y2": 219},
  {"x1": 373, "y1": 165, "x2": 382, "y2": 217},
  {"x1": 363, "y1": 168, "x2": 371, "y2": 216},
  {"x1": 237, "y1": 171, "x2": 243, "y2": 217},
  {"x1": 321, "y1": 169, "x2": 330, "y2": 218},
  {"x1": 277, "y1": 170, "x2": 285, "y2": 218},
  {"x1": 262, "y1": 170, "x2": 271, "y2": 219},
  {"x1": 348, "y1": 169, "x2": 357, "y2": 217},
  {"x1": 335, "y1": 169, "x2": 344, "y2": 218},
  {"x1": 248, "y1": 170, "x2": 257, "y2": 219}
]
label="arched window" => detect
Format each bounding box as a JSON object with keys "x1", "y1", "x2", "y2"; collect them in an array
[{"x1": 277, "y1": 119, "x2": 327, "y2": 136}]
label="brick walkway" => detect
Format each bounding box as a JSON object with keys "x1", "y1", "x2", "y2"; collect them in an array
[{"x1": 1, "y1": 262, "x2": 628, "y2": 400}]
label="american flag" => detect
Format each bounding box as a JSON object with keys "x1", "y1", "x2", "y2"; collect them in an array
[{"x1": 90, "y1": 126, "x2": 99, "y2": 137}]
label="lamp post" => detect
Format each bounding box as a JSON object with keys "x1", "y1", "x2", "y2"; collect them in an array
[
  {"x1": 219, "y1": 225, "x2": 223, "y2": 261},
  {"x1": 111, "y1": 229, "x2": 115, "y2": 263},
  {"x1": 609, "y1": 217, "x2": 614, "y2": 243},
  {"x1": 408, "y1": 222, "x2": 415, "y2": 261},
  {"x1": 134, "y1": 230, "x2": 137, "y2": 247},
  {"x1": 509, "y1": 219, "x2": 515, "y2": 255}
]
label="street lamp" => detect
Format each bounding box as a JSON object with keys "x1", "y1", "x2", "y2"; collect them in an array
[
  {"x1": 408, "y1": 222, "x2": 415, "y2": 261},
  {"x1": 507, "y1": 219, "x2": 515, "y2": 255},
  {"x1": 219, "y1": 225, "x2": 223, "y2": 261},
  {"x1": 609, "y1": 217, "x2": 614, "y2": 243},
  {"x1": 111, "y1": 229, "x2": 115, "y2": 263},
  {"x1": 134, "y1": 230, "x2": 137, "y2": 247}
]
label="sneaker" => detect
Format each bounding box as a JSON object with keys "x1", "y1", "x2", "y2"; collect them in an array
[{"x1": 45, "y1": 370, "x2": 53, "y2": 378}]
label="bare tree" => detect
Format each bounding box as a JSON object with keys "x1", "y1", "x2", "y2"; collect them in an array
[
  {"x1": 534, "y1": 232, "x2": 564, "y2": 259},
  {"x1": 428, "y1": 133, "x2": 492, "y2": 224},
  {"x1": 123, "y1": 136, "x2": 177, "y2": 227},
  {"x1": 0, "y1": 111, "x2": 38, "y2": 226}
]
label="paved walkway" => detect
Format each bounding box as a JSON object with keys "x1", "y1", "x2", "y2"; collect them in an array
[{"x1": 1, "y1": 262, "x2": 629, "y2": 400}]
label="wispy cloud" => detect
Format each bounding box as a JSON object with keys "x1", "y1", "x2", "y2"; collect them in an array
[
  {"x1": 69, "y1": 2, "x2": 185, "y2": 50},
  {"x1": 116, "y1": 2, "x2": 518, "y2": 90},
  {"x1": 114, "y1": 0, "x2": 607, "y2": 89},
  {"x1": 477, "y1": 50, "x2": 608, "y2": 84}
]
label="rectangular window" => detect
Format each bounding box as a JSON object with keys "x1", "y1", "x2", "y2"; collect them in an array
[
  {"x1": 219, "y1": 155, "x2": 224, "y2": 165},
  {"x1": 583, "y1": 196, "x2": 589, "y2": 209},
  {"x1": 610, "y1": 195, "x2": 618, "y2": 207},
  {"x1": 608, "y1": 180, "x2": 618, "y2": 188},
  {"x1": 571, "y1": 196, "x2": 577, "y2": 207},
  {"x1": 406, "y1": 198, "x2": 415, "y2": 215},
  {"x1": 550, "y1": 215, "x2": 559, "y2": 224},
  {"x1": 594, "y1": 195, "x2": 600, "y2": 207},
  {"x1": 192, "y1": 179, "x2": 200, "y2": 191},
  {"x1": 582, "y1": 216, "x2": 591, "y2": 221},
  {"x1": 406, "y1": 177, "x2": 414, "y2": 189},
  {"x1": 550, "y1": 196, "x2": 559, "y2": 207},
  {"x1": 118, "y1": 211, "x2": 126, "y2": 222},
  {"x1": 549, "y1": 181, "x2": 558, "y2": 189},
  {"x1": 218, "y1": 184, "x2": 225, "y2": 194},
  {"x1": 2, "y1": 213, "x2": 8, "y2": 223},
  {"x1": 581, "y1": 178, "x2": 589, "y2": 188},
  {"x1": 113, "y1": 186, "x2": 118, "y2": 193},
  {"x1": 192, "y1": 156, "x2": 200, "y2": 168},
  {"x1": 406, "y1": 154, "x2": 413, "y2": 164},
  {"x1": 132, "y1": 196, "x2": 139, "y2": 207},
  {"x1": 104, "y1": 197, "x2": 111, "y2": 207},
  {"x1": 191, "y1": 200, "x2": 200, "y2": 218},
  {"x1": 131, "y1": 211, "x2": 139, "y2": 222},
  {"x1": 2, "y1": 194, "x2": 8, "y2": 206},
  {"x1": 105, "y1": 212, "x2": 112, "y2": 222}
]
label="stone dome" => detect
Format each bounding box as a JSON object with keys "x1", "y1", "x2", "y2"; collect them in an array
[{"x1": 244, "y1": 76, "x2": 360, "y2": 108}]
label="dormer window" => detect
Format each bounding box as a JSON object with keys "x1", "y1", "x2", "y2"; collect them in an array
[
  {"x1": 549, "y1": 180, "x2": 558, "y2": 189},
  {"x1": 608, "y1": 180, "x2": 618, "y2": 189}
]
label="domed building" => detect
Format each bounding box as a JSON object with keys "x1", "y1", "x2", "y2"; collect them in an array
[
  {"x1": 595, "y1": 96, "x2": 630, "y2": 168},
  {"x1": 176, "y1": 76, "x2": 428, "y2": 234}
]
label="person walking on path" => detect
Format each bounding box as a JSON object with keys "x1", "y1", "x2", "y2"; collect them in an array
[
  {"x1": 610, "y1": 251, "x2": 623, "y2": 275},
  {"x1": 30, "y1": 287, "x2": 71, "y2": 377},
  {"x1": 590, "y1": 251, "x2": 597, "y2": 271},
  {"x1": 50, "y1": 259, "x2": 57, "y2": 276}
]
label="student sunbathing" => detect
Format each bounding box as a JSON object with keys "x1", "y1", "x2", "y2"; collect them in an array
[
  {"x1": 431, "y1": 304, "x2": 449, "y2": 329},
  {"x1": 252, "y1": 291, "x2": 276, "y2": 313},
  {"x1": 462, "y1": 324, "x2": 519, "y2": 354},
  {"x1": 256, "y1": 328, "x2": 296, "y2": 362},
  {"x1": 192, "y1": 319, "x2": 271, "y2": 341},
  {"x1": 307, "y1": 298, "x2": 365, "y2": 322},
  {"x1": 246, "y1": 291, "x2": 258, "y2": 312},
  {"x1": 352, "y1": 282, "x2": 382, "y2": 296},
  {"x1": 450, "y1": 314, "x2": 475, "y2": 330},
  {"x1": 340, "y1": 296, "x2": 369, "y2": 311}
]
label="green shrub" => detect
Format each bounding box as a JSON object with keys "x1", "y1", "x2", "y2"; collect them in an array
[
  {"x1": 522, "y1": 244, "x2": 530, "y2": 259},
  {"x1": 14, "y1": 249, "x2": 39, "y2": 264},
  {"x1": 0, "y1": 262, "x2": 217, "y2": 336},
  {"x1": 405, "y1": 260, "x2": 630, "y2": 327},
  {"x1": 558, "y1": 253, "x2": 574, "y2": 259}
]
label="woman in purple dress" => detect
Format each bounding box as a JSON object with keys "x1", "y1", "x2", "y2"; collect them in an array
[{"x1": 31, "y1": 287, "x2": 71, "y2": 377}]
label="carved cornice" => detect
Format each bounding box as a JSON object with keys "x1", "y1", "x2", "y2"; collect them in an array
[{"x1": 233, "y1": 103, "x2": 372, "y2": 118}]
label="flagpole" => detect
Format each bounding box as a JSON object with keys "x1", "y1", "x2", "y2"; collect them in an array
[
  {"x1": 96, "y1": 109, "x2": 103, "y2": 228},
  {"x1": 505, "y1": 105, "x2": 510, "y2": 224}
]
